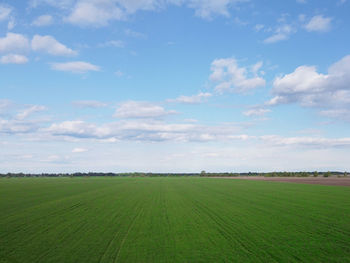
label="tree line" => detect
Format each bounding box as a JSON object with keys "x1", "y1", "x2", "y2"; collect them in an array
[{"x1": 0, "y1": 171, "x2": 347, "y2": 178}]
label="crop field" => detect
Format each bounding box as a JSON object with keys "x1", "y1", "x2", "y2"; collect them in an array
[{"x1": 1, "y1": 177, "x2": 350, "y2": 262}]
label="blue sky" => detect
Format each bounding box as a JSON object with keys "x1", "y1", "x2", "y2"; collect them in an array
[{"x1": 1, "y1": 0, "x2": 350, "y2": 173}]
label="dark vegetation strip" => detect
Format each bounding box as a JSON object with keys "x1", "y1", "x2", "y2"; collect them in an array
[{"x1": 1, "y1": 171, "x2": 348, "y2": 178}]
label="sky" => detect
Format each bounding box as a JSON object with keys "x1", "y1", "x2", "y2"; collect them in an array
[{"x1": 1, "y1": 0, "x2": 350, "y2": 173}]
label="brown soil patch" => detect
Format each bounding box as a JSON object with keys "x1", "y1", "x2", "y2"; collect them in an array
[{"x1": 214, "y1": 176, "x2": 350, "y2": 187}]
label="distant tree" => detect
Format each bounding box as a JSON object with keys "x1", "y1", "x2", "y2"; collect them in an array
[
  {"x1": 300, "y1": 172, "x2": 308, "y2": 177},
  {"x1": 313, "y1": 171, "x2": 318, "y2": 177},
  {"x1": 323, "y1": 171, "x2": 331, "y2": 177},
  {"x1": 200, "y1": 170, "x2": 206, "y2": 177}
]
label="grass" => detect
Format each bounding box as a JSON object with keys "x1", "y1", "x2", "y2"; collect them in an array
[{"x1": 1, "y1": 177, "x2": 350, "y2": 262}]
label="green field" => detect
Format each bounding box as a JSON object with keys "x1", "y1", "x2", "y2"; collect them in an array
[{"x1": 1, "y1": 177, "x2": 350, "y2": 262}]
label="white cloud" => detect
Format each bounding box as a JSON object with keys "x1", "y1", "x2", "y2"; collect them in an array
[
  {"x1": 32, "y1": 15, "x2": 53, "y2": 26},
  {"x1": 233, "y1": 17, "x2": 248, "y2": 26},
  {"x1": 298, "y1": 14, "x2": 306, "y2": 22},
  {"x1": 0, "y1": 54, "x2": 28, "y2": 64},
  {"x1": 264, "y1": 24, "x2": 295, "y2": 44},
  {"x1": 296, "y1": 0, "x2": 306, "y2": 3},
  {"x1": 3, "y1": 101, "x2": 350, "y2": 172},
  {"x1": 47, "y1": 120, "x2": 107, "y2": 138},
  {"x1": 263, "y1": 33, "x2": 288, "y2": 44},
  {"x1": 320, "y1": 109, "x2": 350, "y2": 121},
  {"x1": 115, "y1": 70, "x2": 124, "y2": 77},
  {"x1": 305, "y1": 15, "x2": 332, "y2": 32},
  {"x1": 0, "y1": 99, "x2": 12, "y2": 114},
  {"x1": 254, "y1": 24, "x2": 264, "y2": 31},
  {"x1": 45, "y1": 118, "x2": 246, "y2": 142},
  {"x1": 0, "y1": 5, "x2": 11, "y2": 21},
  {"x1": 44, "y1": 117, "x2": 350, "y2": 149},
  {"x1": 32, "y1": 35, "x2": 77, "y2": 56},
  {"x1": 267, "y1": 55, "x2": 350, "y2": 121},
  {"x1": 251, "y1": 61, "x2": 263, "y2": 74},
  {"x1": 16, "y1": 105, "x2": 47, "y2": 120},
  {"x1": 243, "y1": 108, "x2": 271, "y2": 117},
  {"x1": 0, "y1": 102, "x2": 47, "y2": 134},
  {"x1": 0, "y1": 33, "x2": 30, "y2": 53},
  {"x1": 56, "y1": 0, "x2": 249, "y2": 27},
  {"x1": 72, "y1": 100, "x2": 108, "y2": 108},
  {"x1": 51, "y1": 61, "x2": 100, "y2": 73},
  {"x1": 210, "y1": 58, "x2": 265, "y2": 93},
  {"x1": 7, "y1": 17, "x2": 15, "y2": 30},
  {"x1": 99, "y1": 40, "x2": 125, "y2": 48},
  {"x1": 115, "y1": 0, "x2": 161, "y2": 13},
  {"x1": 124, "y1": 29, "x2": 146, "y2": 38},
  {"x1": 168, "y1": 92, "x2": 212, "y2": 104},
  {"x1": 185, "y1": 0, "x2": 248, "y2": 19},
  {"x1": 271, "y1": 66, "x2": 328, "y2": 104},
  {"x1": 114, "y1": 101, "x2": 176, "y2": 119},
  {"x1": 261, "y1": 135, "x2": 350, "y2": 148},
  {"x1": 72, "y1": 147, "x2": 88, "y2": 153},
  {"x1": 29, "y1": 0, "x2": 75, "y2": 9},
  {"x1": 65, "y1": 0, "x2": 125, "y2": 27},
  {"x1": 0, "y1": 119, "x2": 42, "y2": 134}
]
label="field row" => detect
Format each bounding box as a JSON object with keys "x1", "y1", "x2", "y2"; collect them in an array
[{"x1": 1, "y1": 177, "x2": 350, "y2": 262}]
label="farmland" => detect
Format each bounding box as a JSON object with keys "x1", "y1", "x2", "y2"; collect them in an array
[{"x1": 1, "y1": 177, "x2": 350, "y2": 262}]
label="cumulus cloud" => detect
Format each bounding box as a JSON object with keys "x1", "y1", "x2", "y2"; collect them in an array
[
  {"x1": 45, "y1": 118, "x2": 246, "y2": 142},
  {"x1": 0, "y1": 4, "x2": 11, "y2": 21},
  {"x1": 268, "y1": 66, "x2": 328, "y2": 106},
  {"x1": 305, "y1": 15, "x2": 332, "y2": 32},
  {"x1": 267, "y1": 54, "x2": 350, "y2": 121},
  {"x1": 243, "y1": 108, "x2": 271, "y2": 117},
  {"x1": 65, "y1": 0, "x2": 125, "y2": 27},
  {"x1": 210, "y1": 58, "x2": 265, "y2": 93},
  {"x1": 32, "y1": 14, "x2": 53, "y2": 26},
  {"x1": 16, "y1": 105, "x2": 47, "y2": 120},
  {"x1": 51, "y1": 61, "x2": 100, "y2": 73},
  {"x1": 43, "y1": 117, "x2": 350, "y2": 148},
  {"x1": 124, "y1": 29, "x2": 146, "y2": 38},
  {"x1": 0, "y1": 99, "x2": 253, "y2": 152},
  {"x1": 0, "y1": 33, "x2": 77, "y2": 59},
  {"x1": 42, "y1": 0, "x2": 250, "y2": 27},
  {"x1": 115, "y1": 70, "x2": 124, "y2": 77},
  {"x1": 168, "y1": 92, "x2": 212, "y2": 104},
  {"x1": 0, "y1": 54, "x2": 28, "y2": 64},
  {"x1": 29, "y1": 0, "x2": 75, "y2": 9},
  {"x1": 72, "y1": 100, "x2": 108, "y2": 108},
  {"x1": 0, "y1": 99, "x2": 12, "y2": 114},
  {"x1": 185, "y1": 0, "x2": 248, "y2": 19},
  {"x1": 72, "y1": 147, "x2": 88, "y2": 153},
  {"x1": 254, "y1": 24, "x2": 264, "y2": 31},
  {"x1": 0, "y1": 119, "x2": 42, "y2": 134},
  {"x1": 264, "y1": 33, "x2": 288, "y2": 44},
  {"x1": 3, "y1": 99, "x2": 350, "y2": 151},
  {"x1": 261, "y1": 135, "x2": 350, "y2": 148},
  {"x1": 0, "y1": 33, "x2": 30, "y2": 53},
  {"x1": 99, "y1": 40, "x2": 125, "y2": 48},
  {"x1": 47, "y1": 120, "x2": 107, "y2": 138},
  {"x1": 32, "y1": 35, "x2": 77, "y2": 56},
  {"x1": 0, "y1": 102, "x2": 47, "y2": 134},
  {"x1": 264, "y1": 24, "x2": 295, "y2": 44},
  {"x1": 114, "y1": 101, "x2": 176, "y2": 119},
  {"x1": 320, "y1": 109, "x2": 350, "y2": 121},
  {"x1": 7, "y1": 17, "x2": 15, "y2": 30}
]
